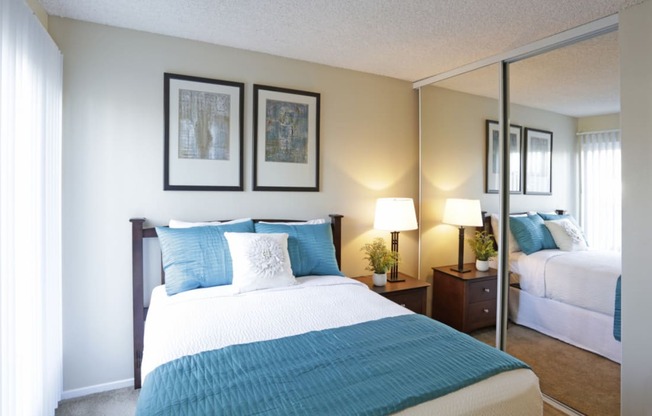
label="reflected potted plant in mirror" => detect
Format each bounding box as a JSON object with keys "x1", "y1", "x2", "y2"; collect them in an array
[
  {"x1": 361, "y1": 237, "x2": 399, "y2": 287},
  {"x1": 467, "y1": 231, "x2": 497, "y2": 272}
]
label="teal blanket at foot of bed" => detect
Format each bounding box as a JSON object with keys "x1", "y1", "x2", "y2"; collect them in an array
[{"x1": 137, "y1": 314, "x2": 529, "y2": 416}]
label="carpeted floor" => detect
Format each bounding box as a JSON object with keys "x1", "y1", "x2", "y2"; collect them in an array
[
  {"x1": 472, "y1": 323, "x2": 621, "y2": 416},
  {"x1": 56, "y1": 324, "x2": 619, "y2": 416}
]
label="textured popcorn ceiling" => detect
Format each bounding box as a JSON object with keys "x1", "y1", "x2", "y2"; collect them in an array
[{"x1": 40, "y1": 0, "x2": 643, "y2": 117}]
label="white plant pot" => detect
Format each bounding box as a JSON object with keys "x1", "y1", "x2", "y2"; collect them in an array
[
  {"x1": 476, "y1": 259, "x2": 489, "y2": 272},
  {"x1": 372, "y1": 272, "x2": 387, "y2": 287}
]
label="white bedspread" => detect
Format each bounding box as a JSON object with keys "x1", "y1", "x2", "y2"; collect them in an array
[
  {"x1": 141, "y1": 276, "x2": 410, "y2": 380},
  {"x1": 142, "y1": 276, "x2": 542, "y2": 415},
  {"x1": 513, "y1": 249, "x2": 621, "y2": 315}
]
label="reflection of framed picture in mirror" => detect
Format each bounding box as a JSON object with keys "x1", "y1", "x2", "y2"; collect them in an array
[
  {"x1": 485, "y1": 120, "x2": 522, "y2": 194},
  {"x1": 524, "y1": 127, "x2": 553, "y2": 195}
]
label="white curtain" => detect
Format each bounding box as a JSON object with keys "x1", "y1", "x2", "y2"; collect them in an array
[
  {"x1": 579, "y1": 130, "x2": 621, "y2": 252},
  {"x1": 0, "y1": 0, "x2": 63, "y2": 415}
]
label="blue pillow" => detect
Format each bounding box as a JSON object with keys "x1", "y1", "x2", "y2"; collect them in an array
[
  {"x1": 156, "y1": 220, "x2": 255, "y2": 295},
  {"x1": 537, "y1": 213, "x2": 566, "y2": 221},
  {"x1": 254, "y1": 222, "x2": 343, "y2": 277},
  {"x1": 528, "y1": 214, "x2": 557, "y2": 250},
  {"x1": 509, "y1": 216, "x2": 542, "y2": 255}
]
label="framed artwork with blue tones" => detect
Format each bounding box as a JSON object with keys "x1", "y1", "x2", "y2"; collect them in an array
[
  {"x1": 253, "y1": 84, "x2": 320, "y2": 191},
  {"x1": 164, "y1": 73, "x2": 244, "y2": 191}
]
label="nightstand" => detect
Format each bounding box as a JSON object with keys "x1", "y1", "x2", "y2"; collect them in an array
[
  {"x1": 353, "y1": 273, "x2": 430, "y2": 315},
  {"x1": 431, "y1": 264, "x2": 497, "y2": 332}
]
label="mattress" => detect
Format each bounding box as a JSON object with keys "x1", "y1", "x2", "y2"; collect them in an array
[
  {"x1": 511, "y1": 249, "x2": 621, "y2": 315},
  {"x1": 141, "y1": 276, "x2": 542, "y2": 415}
]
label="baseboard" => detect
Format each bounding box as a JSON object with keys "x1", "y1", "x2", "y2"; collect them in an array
[{"x1": 61, "y1": 378, "x2": 134, "y2": 400}]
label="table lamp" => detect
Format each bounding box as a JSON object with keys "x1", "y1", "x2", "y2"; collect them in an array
[
  {"x1": 374, "y1": 198, "x2": 418, "y2": 282},
  {"x1": 442, "y1": 198, "x2": 483, "y2": 273}
]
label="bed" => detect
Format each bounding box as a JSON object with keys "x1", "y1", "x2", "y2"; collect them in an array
[
  {"x1": 131, "y1": 215, "x2": 542, "y2": 415},
  {"x1": 485, "y1": 211, "x2": 622, "y2": 363}
]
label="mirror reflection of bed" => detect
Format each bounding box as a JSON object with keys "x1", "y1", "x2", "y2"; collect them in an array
[
  {"x1": 473, "y1": 211, "x2": 621, "y2": 415},
  {"x1": 420, "y1": 30, "x2": 621, "y2": 416}
]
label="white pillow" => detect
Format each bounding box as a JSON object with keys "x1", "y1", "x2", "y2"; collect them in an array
[
  {"x1": 491, "y1": 213, "x2": 526, "y2": 253},
  {"x1": 224, "y1": 232, "x2": 295, "y2": 294},
  {"x1": 169, "y1": 219, "x2": 221, "y2": 228},
  {"x1": 544, "y1": 219, "x2": 588, "y2": 251},
  {"x1": 169, "y1": 218, "x2": 252, "y2": 228},
  {"x1": 257, "y1": 218, "x2": 328, "y2": 225}
]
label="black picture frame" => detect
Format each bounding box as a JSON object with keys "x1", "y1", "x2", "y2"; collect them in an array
[
  {"x1": 485, "y1": 120, "x2": 522, "y2": 194},
  {"x1": 524, "y1": 127, "x2": 553, "y2": 195},
  {"x1": 253, "y1": 84, "x2": 320, "y2": 192},
  {"x1": 164, "y1": 73, "x2": 244, "y2": 191}
]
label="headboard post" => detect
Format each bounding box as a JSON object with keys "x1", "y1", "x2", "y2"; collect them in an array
[
  {"x1": 329, "y1": 214, "x2": 343, "y2": 269},
  {"x1": 130, "y1": 218, "x2": 145, "y2": 389}
]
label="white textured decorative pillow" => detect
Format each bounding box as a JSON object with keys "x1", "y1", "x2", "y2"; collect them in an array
[
  {"x1": 224, "y1": 232, "x2": 295, "y2": 294},
  {"x1": 544, "y1": 219, "x2": 588, "y2": 251}
]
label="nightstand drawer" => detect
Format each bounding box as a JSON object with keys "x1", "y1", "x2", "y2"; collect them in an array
[
  {"x1": 383, "y1": 289, "x2": 425, "y2": 314},
  {"x1": 468, "y1": 279, "x2": 497, "y2": 303},
  {"x1": 467, "y1": 299, "x2": 496, "y2": 325}
]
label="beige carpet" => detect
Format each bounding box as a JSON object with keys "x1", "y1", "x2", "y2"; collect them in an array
[{"x1": 472, "y1": 323, "x2": 621, "y2": 416}]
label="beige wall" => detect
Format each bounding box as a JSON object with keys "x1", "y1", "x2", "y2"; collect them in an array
[
  {"x1": 620, "y1": 0, "x2": 652, "y2": 414},
  {"x1": 420, "y1": 85, "x2": 577, "y2": 280},
  {"x1": 26, "y1": 0, "x2": 48, "y2": 29},
  {"x1": 48, "y1": 18, "x2": 418, "y2": 393},
  {"x1": 577, "y1": 113, "x2": 620, "y2": 132}
]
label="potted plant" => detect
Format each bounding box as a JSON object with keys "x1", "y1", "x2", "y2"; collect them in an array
[
  {"x1": 361, "y1": 237, "x2": 399, "y2": 286},
  {"x1": 467, "y1": 231, "x2": 497, "y2": 272}
]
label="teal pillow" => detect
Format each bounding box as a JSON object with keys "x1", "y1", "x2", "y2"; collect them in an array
[
  {"x1": 509, "y1": 216, "x2": 543, "y2": 255},
  {"x1": 537, "y1": 213, "x2": 566, "y2": 221},
  {"x1": 528, "y1": 214, "x2": 557, "y2": 250},
  {"x1": 156, "y1": 220, "x2": 255, "y2": 295},
  {"x1": 254, "y1": 222, "x2": 343, "y2": 277}
]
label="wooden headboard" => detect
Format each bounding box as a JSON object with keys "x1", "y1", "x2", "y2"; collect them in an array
[{"x1": 129, "y1": 214, "x2": 343, "y2": 389}]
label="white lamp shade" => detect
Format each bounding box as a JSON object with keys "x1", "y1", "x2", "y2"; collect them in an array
[
  {"x1": 442, "y1": 198, "x2": 483, "y2": 227},
  {"x1": 374, "y1": 198, "x2": 418, "y2": 231}
]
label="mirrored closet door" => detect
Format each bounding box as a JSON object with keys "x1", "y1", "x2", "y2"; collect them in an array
[{"x1": 420, "y1": 30, "x2": 621, "y2": 415}]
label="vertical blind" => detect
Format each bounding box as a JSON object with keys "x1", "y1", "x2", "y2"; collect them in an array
[
  {"x1": 579, "y1": 130, "x2": 621, "y2": 252},
  {"x1": 0, "y1": 0, "x2": 63, "y2": 414}
]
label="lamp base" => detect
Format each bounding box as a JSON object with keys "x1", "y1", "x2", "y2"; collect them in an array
[
  {"x1": 450, "y1": 267, "x2": 471, "y2": 274},
  {"x1": 387, "y1": 276, "x2": 406, "y2": 283}
]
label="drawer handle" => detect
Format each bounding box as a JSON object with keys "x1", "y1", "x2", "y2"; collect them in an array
[
  {"x1": 483, "y1": 288, "x2": 491, "y2": 293},
  {"x1": 483, "y1": 308, "x2": 490, "y2": 313}
]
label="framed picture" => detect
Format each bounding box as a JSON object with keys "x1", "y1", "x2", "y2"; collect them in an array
[
  {"x1": 524, "y1": 127, "x2": 553, "y2": 195},
  {"x1": 164, "y1": 73, "x2": 244, "y2": 191},
  {"x1": 485, "y1": 120, "x2": 522, "y2": 194},
  {"x1": 253, "y1": 84, "x2": 320, "y2": 191}
]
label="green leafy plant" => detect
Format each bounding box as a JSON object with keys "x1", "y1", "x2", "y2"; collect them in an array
[
  {"x1": 361, "y1": 237, "x2": 399, "y2": 273},
  {"x1": 467, "y1": 231, "x2": 498, "y2": 261}
]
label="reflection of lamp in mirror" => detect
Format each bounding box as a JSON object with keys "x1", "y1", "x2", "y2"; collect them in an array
[
  {"x1": 442, "y1": 198, "x2": 483, "y2": 273},
  {"x1": 374, "y1": 198, "x2": 418, "y2": 282}
]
